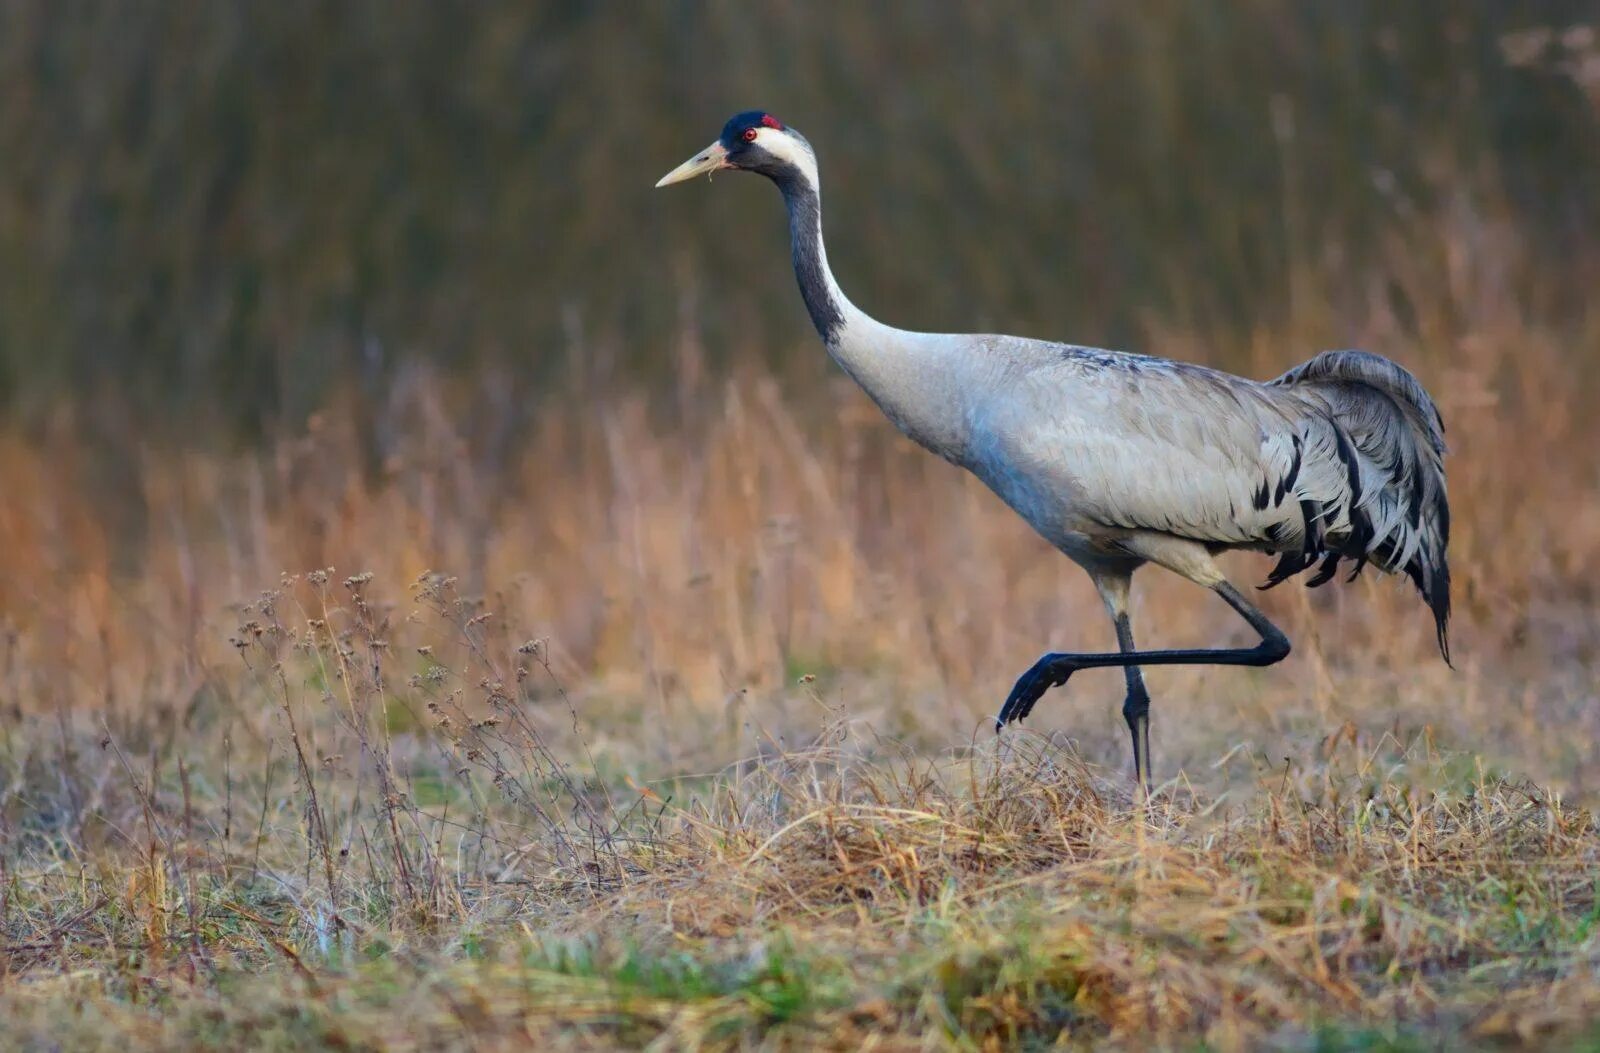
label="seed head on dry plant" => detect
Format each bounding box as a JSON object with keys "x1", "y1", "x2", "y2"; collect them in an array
[
  {"x1": 223, "y1": 569, "x2": 642, "y2": 922},
  {"x1": 0, "y1": 209, "x2": 1598, "y2": 1049},
  {"x1": 1, "y1": 490, "x2": 1598, "y2": 1050}
]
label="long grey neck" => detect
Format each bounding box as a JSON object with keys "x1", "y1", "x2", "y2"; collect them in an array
[
  {"x1": 777, "y1": 173, "x2": 850, "y2": 344},
  {"x1": 772, "y1": 168, "x2": 972, "y2": 465}
]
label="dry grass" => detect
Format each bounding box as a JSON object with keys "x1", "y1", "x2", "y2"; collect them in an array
[{"x1": 3, "y1": 246, "x2": 1600, "y2": 1049}]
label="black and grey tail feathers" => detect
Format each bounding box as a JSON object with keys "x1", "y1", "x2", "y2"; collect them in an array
[{"x1": 1268, "y1": 350, "x2": 1452, "y2": 663}]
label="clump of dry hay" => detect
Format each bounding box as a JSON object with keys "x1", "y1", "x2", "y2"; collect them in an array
[
  {"x1": 1, "y1": 276, "x2": 1598, "y2": 1047},
  {"x1": 0, "y1": 568, "x2": 1597, "y2": 1050},
  {"x1": 590, "y1": 724, "x2": 1600, "y2": 1048}
]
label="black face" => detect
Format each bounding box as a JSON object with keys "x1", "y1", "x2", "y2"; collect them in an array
[{"x1": 719, "y1": 110, "x2": 794, "y2": 177}]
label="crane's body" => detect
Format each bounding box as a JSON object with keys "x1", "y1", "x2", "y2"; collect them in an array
[{"x1": 658, "y1": 112, "x2": 1451, "y2": 791}]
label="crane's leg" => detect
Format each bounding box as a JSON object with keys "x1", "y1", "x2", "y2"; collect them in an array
[
  {"x1": 1093, "y1": 572, "x2": 1153, "y2": 792},
  {"x1": 995, "y1": 580, "x2": 1291, "y2": 755},
  {"x1": 1114, "y1": 615, "x2": 1153, "y2": 794}
]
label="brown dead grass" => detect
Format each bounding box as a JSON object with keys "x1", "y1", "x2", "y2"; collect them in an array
[{"x1": 2, "y1": 234, "x2": 1600, "y2": 1048}]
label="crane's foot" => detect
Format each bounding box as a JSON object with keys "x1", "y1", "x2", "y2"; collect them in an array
[{"x1": 995, "y1": 654, "x2": 1077, "y2": 731}]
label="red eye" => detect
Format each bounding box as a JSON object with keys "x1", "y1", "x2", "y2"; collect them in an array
[{"x1": 742, "y1": 127, "x2": 758, "y2": 142}]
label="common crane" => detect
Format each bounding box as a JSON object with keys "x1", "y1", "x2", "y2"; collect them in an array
[{"x1": 657, "y1": 112, "x2": 1451, "y2": 791}]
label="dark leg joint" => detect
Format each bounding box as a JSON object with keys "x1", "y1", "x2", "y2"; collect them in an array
[
  {"x1": 1249, "y1": 629, "x2": 1291, "y2": 665},
  {"x1": 1218, "y1": 581, "x2": 1292, "y2": 665},
  {"x1": 1121, "y1": 680, "x2": 1150, "y2": 722}
]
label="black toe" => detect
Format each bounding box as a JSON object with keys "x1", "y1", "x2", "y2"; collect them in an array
[{"x1": 996, "y1": 654, "x2": 1073, "y2": 729}]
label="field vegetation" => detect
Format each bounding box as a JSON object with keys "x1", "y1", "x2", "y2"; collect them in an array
[
  {"x1": 4, "y1": 252, "x2": 1599, "y2": 1046},
  {"x1": 3, "y1": 4, "x2": 1600, "y2": 1050}
]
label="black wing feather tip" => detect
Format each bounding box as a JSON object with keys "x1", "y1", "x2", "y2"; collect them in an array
[
  {"x1": 1279, "y1": 435, "x2": 1303, "y2": 506},
  {"x1": 1400, "y1": 549, "x2": 1452, "y2": 667},
  {"x1": 1429, "y1": 559, "x2": 1452, "y2": 667},
  {"x1": 1305, "y1": 553, "x2": 1342, "y2": 588}
]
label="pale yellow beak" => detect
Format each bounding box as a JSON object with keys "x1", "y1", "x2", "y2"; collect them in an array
[{"x1": 655, "y1": 140, "x2": 732, "y2": 187}]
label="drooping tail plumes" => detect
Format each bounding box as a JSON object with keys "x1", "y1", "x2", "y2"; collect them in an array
[{"x1": 1269, "y1": 350, "x2": 1452, "y2": 662}]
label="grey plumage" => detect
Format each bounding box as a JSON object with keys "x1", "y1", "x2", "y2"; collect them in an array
[
  {"x1": 657, "y1": 113, "x2": 1453, "y2": 789},
  {"x1": 932, "y1": 341, "x2": 1450, "y2": 659}
]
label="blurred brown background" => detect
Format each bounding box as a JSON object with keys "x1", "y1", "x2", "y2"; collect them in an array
[{"x1": 1, "y1": 2, "x2": 1596, "y2": 428}]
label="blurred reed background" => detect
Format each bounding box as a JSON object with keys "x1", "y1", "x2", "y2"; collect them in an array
[
  {"x1": 4, "y1": 7, "x2": 1600, "y2": 1047},
  {"x1": 2, "y1": 3, "x2": 1599, "y2": 774},
  {"x1": 1, "y1": 2, "x2": 1597, "y2": 428}
]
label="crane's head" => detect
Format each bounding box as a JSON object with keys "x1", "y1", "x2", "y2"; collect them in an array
[{"x1": 655, "y1": 111, "x2": 816, "y2": 190}]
